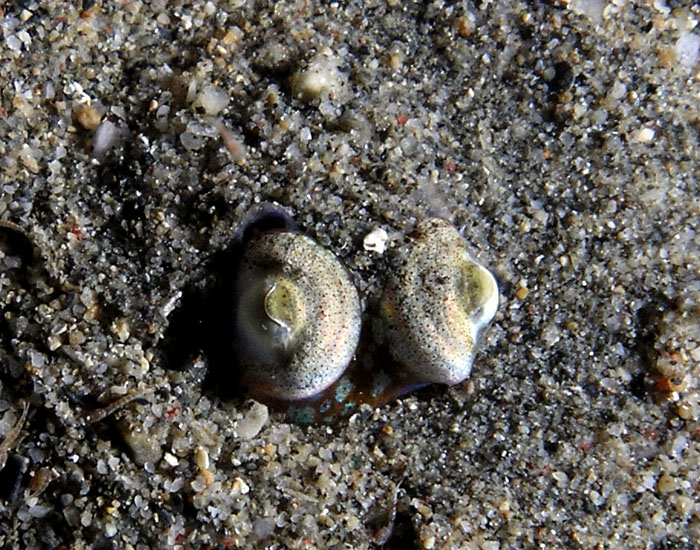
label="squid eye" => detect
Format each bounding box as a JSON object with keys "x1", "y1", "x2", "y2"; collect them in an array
[
  {"x1": 233, "y1": 229, "x2": 361, "y2": 402},
  {"x1": 379, "y1": 218, "x2": 499, "y2": 388}
]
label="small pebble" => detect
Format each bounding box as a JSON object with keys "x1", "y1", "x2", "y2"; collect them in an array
[
  {"x1": 196, "y1": 85, "x2": 229, "y2": 116},
  {"x1": 675, "y1": 32, "x2": 700, "y2": 69},
  {"x1": 631, "y1": 127, "x2": 655, "y2": 143},
  {"x1": 92, "y1": 120, "x2": 122, "y2": 159},
  {"x1": 235, "y1": 401, "x2": 269, "y2": 440},
  {"x1": 291, "y1": 51, "x2": 347, "y2": 102},
  {"x1": 657, "y1": 472, "x2": 677, "y2": 493},
  {"x1": 363, "y1": 227, "x2": 388, "y2": 254},
  {"x1": 195, "y1": 446, "x2": 209, "y2": 470},
  {"x1": 75, "y1": 104, "x2": 102, "y2": 131},
  {"x1": 230, "y1": 477, "x2": 250, "y2": 496}
]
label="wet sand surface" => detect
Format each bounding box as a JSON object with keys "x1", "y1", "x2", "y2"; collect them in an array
[{"x1": 1, "y1": 2, "x2": 699, "y2": 548}]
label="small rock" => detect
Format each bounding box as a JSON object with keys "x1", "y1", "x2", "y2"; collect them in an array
[
  {"x1": 230, "y1": 477, "x2": 250, "y2": 496},
  {"x1": 119, "y1": 423, "x2": 164, "y2": 466},
  {"x1": 111, "y1": 319, "x2": 130, "y2": 342},
  {"x1": 75, "y1": 104, "x2": 102, "y2": 131},
  {"x1": 676, "y1": 32, "x2": 700, "y2": 69},
  {"x1": 657, "y1": 472, "x2": 677, "y2": 493},
  {"x1": 631, "y1": 127, "x2": 655, "y2": 144},
  {"x1": 363, "y1": 227, "x2": 388, "y2": 254},
  {"x1": 194, "y1": 446, "x2": 209, "y2": 470},
  {"x1": 196, "y1": 85, "x2": 229, "y2": 116},
  {"x1": 291, "y1": 51, "x2": 347, "y2": 103},
  {"x1": 235, "y1": 401, "x2": 268, "y2": 440},
  {"x1": 92, "y1": 120, "x2": 123, "y2": 159}
]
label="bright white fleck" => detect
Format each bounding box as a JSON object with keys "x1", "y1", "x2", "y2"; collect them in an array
[
  {"x1": 676, "y1": 32, "x2": 700, "y2": 69},
  {"x1": 163, "y1": 452, "x2": 179, "y2": 467},
  {"x1": 160, "y1": 292, "x2": 182, "y2": 319},
  {"x1": 632, "y1": 127, "x2": 655, "y2": 143},
  {"x1": 291, "y1": 51, "x2": 347, "y2": 103},
  {"x1": 363, "y1": 227, "x2": 389, "y2": 254},
  {"x1": 197, "y1": 85, "x2": 229, "y2": 116}
]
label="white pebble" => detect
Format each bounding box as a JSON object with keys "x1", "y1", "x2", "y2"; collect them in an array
[
  {"x1": 568, "y1": 0, "x2": 605, "y2": 23},
  {"x1": 675, "y1": 32, "x2": 700, "y2": 69},
  {"x1": 197, "y1": 85, "x2": 229, "y2": 115},
  {"x1": 230, "y1": 477, "x2": 250, "y2": 496},
  {"x1": 92, "y1": 120, "x2": 122, "y2": 158},
  {"x1": 631, "y1": 127, "x2": 655, "y2": 143},
  {"x1": 291, "y1": 51, "x2": 347, "y2": 103},
  {"x1": 5, "y1": 34, "x2": 21, "y2": 52},
  {"x1": 299, "y1": 127, "x2": 312, "y2": 142},
  {"x1": 29, "y1": 349, "x2": 45, "y2": 368},
  {"x1": 29, "y1": 504, "x2": 53, "y2": 518},
  {"x1": 169, "y1": 478, "x2": 185, "y2": 493},
  {"x1": 363, "y1": 227, "x2": 388, "y2": 254},
  {"x1": 163, "y1": 452, "x2": 179, "y2": 467},
  {"x1": 235, "y1": 401, "x2": 269, "y2": 440},
  {"x1": 671, "y1": 434, "x2": 688, "y2": 459},
  {"x1": 80, "y1": 510, "x2": 92, "y2": 527}
]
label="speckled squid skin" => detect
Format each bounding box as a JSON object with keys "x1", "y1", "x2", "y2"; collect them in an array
[
  {"x1": 233, "y1": 231, "x2": 362, "y2": 402},
  {"x1": 379, "y1": 218, "x2": 499, "y2": 386},
  {"x1": 278, "y1": 218, "x2": 498, "y2": 423}
]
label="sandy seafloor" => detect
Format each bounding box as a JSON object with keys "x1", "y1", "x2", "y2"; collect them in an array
[{"x1": 1, "y1": 1, "x2": 700, "y2": 548}]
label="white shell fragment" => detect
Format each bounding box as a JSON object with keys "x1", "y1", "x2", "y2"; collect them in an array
[
  {"x1": 290, "y1": 51, "x2": 347, "y2": 102},
  {"x1": 363, "y1": 227, "x2": 388, "y2": 254},
  {"x1": 196, "y1": 85, "x2": 229, "y2": 116}
]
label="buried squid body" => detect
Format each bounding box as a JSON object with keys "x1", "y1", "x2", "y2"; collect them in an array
[
  {"x1": 379, "y1": 218, "x2": 500, "y2": 390},
  {"x1": 232, "y1": 226, "x2": 362, "y2": 402},
  {"x1": 283, "y1": 217, "x2": 498, "y2": 423},
  {"x1": 228, "y1": 211, "x2": 499, "y2": 423}
]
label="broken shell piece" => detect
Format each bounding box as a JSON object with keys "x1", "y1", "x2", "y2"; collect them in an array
[{"x1": 363, "y1": 227, "x2": 389, "y2": 254}]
